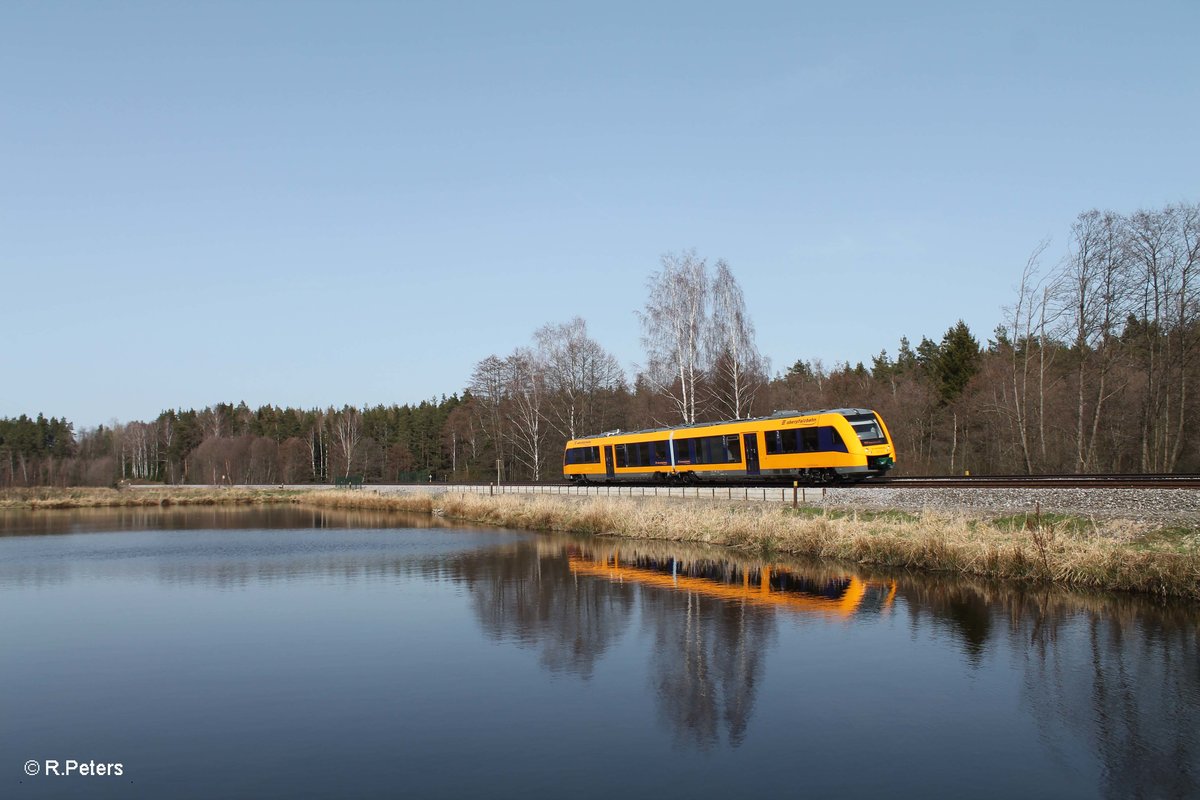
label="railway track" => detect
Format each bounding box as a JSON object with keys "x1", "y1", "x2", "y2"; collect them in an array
[
  {"x1": 870, "y1": 474, "x2": 1200, "y2": 489},
  {"x1": 410, "y1": 474, "x2": 1200, "y2": 491},
  {"x1": 178, "y1": 476, "x2": 1200, "y2": 493}
]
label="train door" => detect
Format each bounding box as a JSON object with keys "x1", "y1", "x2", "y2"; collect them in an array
[
  {"x1": 604, "y1": 446, "x2": 615, "y2": 479},
  {"x1": 743, "y1": 433, "x2": 760, "y2": 476}
]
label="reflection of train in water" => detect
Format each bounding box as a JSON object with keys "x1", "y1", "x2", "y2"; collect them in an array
[
  {"x1": 563, "y1": 408, "x2": 896, "y2": 484},
  {"x1": 567, "y1": 547, "x2": 896, "y2": 620}
]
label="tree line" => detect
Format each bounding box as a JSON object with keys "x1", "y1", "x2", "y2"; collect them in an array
[{"x1": 2, "y1": 202, "x2": 1195, "y2": 487}]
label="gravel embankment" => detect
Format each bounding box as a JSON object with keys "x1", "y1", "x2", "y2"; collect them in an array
[
  {"x1": 822, "y1": 486, "x2": 1200, "y2": 522},
  {"x1": 170, "y1": 483, "x2": 1200, "y2": 525}
]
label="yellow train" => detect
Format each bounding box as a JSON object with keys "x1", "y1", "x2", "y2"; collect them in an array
[{"x1": 563, "y1": 408, "x2": 896, "y2": 484}]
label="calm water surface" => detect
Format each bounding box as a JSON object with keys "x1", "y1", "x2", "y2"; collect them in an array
[{"x1": 2, "y1": 506, "x2": 1198, "y2": 798}]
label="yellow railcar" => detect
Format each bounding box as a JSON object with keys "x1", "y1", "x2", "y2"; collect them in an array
[{"x1": 562, "y1": 408, "x2": 896, "y2": 484}]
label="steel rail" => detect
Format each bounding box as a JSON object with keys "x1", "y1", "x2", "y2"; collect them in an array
[{"x1": 380, "y1": 474, "x2": 1200, "y2": 490}]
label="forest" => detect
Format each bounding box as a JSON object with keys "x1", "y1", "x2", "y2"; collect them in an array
[{"x1": 2, "y1": 202, "x2": 1196, "y2": 486}]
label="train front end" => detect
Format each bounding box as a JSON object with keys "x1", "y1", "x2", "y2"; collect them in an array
[{"x1": 842, "y1": 410, "x2": 896, "y2": 476}]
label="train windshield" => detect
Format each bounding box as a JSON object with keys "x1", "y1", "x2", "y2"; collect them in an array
[{"x1": 845, "y1": 414, "x2": 886, "y2": 445}]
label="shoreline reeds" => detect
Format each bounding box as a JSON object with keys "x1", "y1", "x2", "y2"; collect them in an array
[
  {"x1": 0, "y1": 487, "x2": 302, "y2": 510},
  {"x1": 297, "y1": 490, "x2": 1200, "y2": 600},
  {"x1": 3, "y1": 487, "x2": 1197, "y2": 600}
]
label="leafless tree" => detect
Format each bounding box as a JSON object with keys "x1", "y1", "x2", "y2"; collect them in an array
[
  {"x1": 1061, "y1": 210, "x2": 1129, "y2": 472},
  {"x1": 638, "y1": 250, "x2": 709, "y2": 424},
  {"x1": 304, "y1": 410, "x2": 329, "y2": 482},
  {"x1": 1002, "y1": 239, "x2": 1063, "y2": 473},
  {"x1": 443, "y1": 403, "x2": 479, "y2": 479},
  {"x1": 1126, "y1": 205, "x2": 1199, "y2": 471},
  {"x1": 332, "y1": 406, "x2": 363, "y2": 478},
  {"x1": 120, "y1": 421, "x2": 158, "y2": 480},
  {"x1": 469, "y1": 355, "x2": 509, "y2": 478},
  {"x1": 706, "y1": 260, "x2": 767, "y2": 419},
  {"x1": 249, "y1": 437, "x2": 278, "y2": 484},
  {"x1": 278, "y1": 437, "x2": 310, "y2": 483},
  {"x1": 503, "y1": 348, "x2": 547, "y2": 480},
  {"x1": 535, "y1": 317, "x2": 626, "y2": 439},
  {"x1": 157, "y1": 415, "x2": 175, "y2": 483},
  {"x1": 1173, "y1": 202, "x2": 1200, "y2": 469}
]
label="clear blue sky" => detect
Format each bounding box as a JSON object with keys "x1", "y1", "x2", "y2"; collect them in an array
[{"x1": 3, "y1": 1, "x2": 1197, "y2": 428}]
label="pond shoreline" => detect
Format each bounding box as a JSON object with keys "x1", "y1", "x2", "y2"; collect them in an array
[{"x1": 4, "y1": 486, "x2": 1198, "y2": 600}]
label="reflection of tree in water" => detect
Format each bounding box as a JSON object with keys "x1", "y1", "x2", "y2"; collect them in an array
[
  {"x1": 900, "y1": 575, "x2": 1199, "y2": 798},
  {"x1": 640, "y1": 571, "x2": 777, "y2": 749},
  {"x1": 1017, "y1": 595, "x2": 1200, "y2": 799},
  {"x1": 448, "y1": 540, "x2": 780, "y2": 747},
  {"x1": 445, "y1": 544, "x2": 635, "y2": 678},
  {"x1": 897, "y1": 577, "x2": 992, "y2": 665}
]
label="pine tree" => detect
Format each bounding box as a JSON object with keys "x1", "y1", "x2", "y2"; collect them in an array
[{"x1": 933, "y1": 320, "x2": 981, "y2": 402}]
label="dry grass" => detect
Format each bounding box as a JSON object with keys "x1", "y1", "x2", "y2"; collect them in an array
[
  {"x1": 297, "y1": 490, "x2": 1200, "y2": 600},
  {"x1": 5, "y1": 487, "x2": 1197, "y2": 599},
  {"x1": 0, "y1": 487, "x2": 302, "y2": 510}
]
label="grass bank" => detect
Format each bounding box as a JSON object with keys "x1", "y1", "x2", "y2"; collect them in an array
[
  {"x1": 300, "y1": 490, "x2": 1200, "y2": 600},
  {"x1": 0, "y1": 487, "x2": 302, "y2": 510},
  {"x1": 4, "y1": 487, "x2": 1197, "y2": 600}
]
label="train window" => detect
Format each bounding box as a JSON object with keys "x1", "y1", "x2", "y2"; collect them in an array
[
  {"x1": 564, "y1": 446, "x2": 600, "y2": 465},
  {"x1": 724, "y1": 434, "x2": 741, "y2": 462},
  {"x1": 763, "y1": 426, "x2": 843, "y2": 453},
  {"x1": 615, "y1": 441, "x2": 669, "y2": 468},
  {"x1": 820, "y1": 426, "x2": 848, "y2": 452},
  {"x1": 692, "y1": 434, "x2": 741, "y2": 464},
  {"x1": 765, "y1": 428, "x2": 810, "y2": 454},
  {"x1": 845, "y1": 413, "x2": 887, "y2": 445},
  {"x1": 673, "y1": 438, "x2": 693, "y2": 464}
]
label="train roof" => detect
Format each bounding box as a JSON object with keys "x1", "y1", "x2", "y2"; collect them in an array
[{"x1": 573, "y1": 408, "x2": 879, "y2": 441}]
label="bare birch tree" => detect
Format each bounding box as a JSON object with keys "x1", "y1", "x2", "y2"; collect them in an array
[
  {"x1": 304, "y1": 411, "x2": 328, "y2": 482},
  {"x1": 158, "y1": 414, "x2": 175, "y2": 483},
  {"x1": 1172, "y1": 202, "x2": 1200, "y2": 469},
  {"x1": 123, "y1": 422, "x2": 154, "y2": 480},
  {"x1": 706, "y1": 260, "x2": 766, "y2": 419},
  {"x1": 469, "y1": 355, "x2": 509, "y2": 478},
  {"x1": 638, "y1": 250, "x2": 708, "y2": 424},
  {"x1": 1129, "y1": 203, "x2": 1200, "y2": 470},
  {"x1": 1062, "y1": 210, "x2": 1129, "y2": 472},
  {"x1": 332, "y1": 406, "x2": 362, "y2": 478},
  {"x1": 1003, "y1": 240, "x2": 1056, "y2": 473},
  {"x1": 503, "y1": 349, "x2": 547, "y2": 480},
  {"x1": 535, "y1": 317, "x2": 626, "y2": 439}
]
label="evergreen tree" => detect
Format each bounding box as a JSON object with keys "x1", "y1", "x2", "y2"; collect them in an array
[
  {"x1": 870, "y1": 349, "x2": 893, "y2": 380},
  {"x1": 785, "y1": 359, "x2": 813, "y2": 380},
  {"x1": 916, "y1": 337, "x2": 940, "y2": 374},
  {"x1": 933, "y1": 320, "x2": 981, "y2": 402},
  {"x1": 896, "y1": 336, "x2": 918, "y2": 372}
]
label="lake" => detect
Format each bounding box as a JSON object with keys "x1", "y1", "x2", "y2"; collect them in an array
[{"x1": 2, "y1": 506, "x2": 1197, "y2": 798}]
